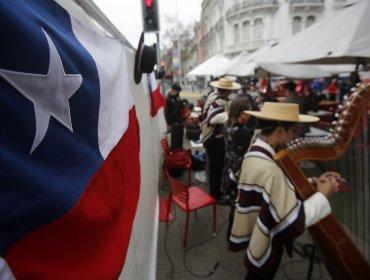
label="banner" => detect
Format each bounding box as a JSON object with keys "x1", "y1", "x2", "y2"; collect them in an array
[{"x1": 0, "y1": 0, "x2": 141, "y2": 278}]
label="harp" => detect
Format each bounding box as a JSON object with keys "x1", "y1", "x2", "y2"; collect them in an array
[{"x1": 274, "y1": 84, "x2": 370, "y2": 279}]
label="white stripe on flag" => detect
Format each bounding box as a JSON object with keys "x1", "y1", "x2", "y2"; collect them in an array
[{"x1": 70, "y1": 19, "x2": 134, "y2": 159}]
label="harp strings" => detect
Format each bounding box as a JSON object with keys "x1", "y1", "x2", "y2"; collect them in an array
[{"x1": 326, "y1": 109, "x2": 369, "y2": 262}]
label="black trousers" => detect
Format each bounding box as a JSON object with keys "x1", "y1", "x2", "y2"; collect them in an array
[
  {"x1": 205, "y1": 137, "x2": 225, "y2": 199},
  {"x1": 170, "y1": 122, "x2": 183, "y2": 149}
]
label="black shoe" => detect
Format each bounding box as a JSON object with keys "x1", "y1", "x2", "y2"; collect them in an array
[{"x1": 216, "y1": 195, "x2": 231, "y2": 205}]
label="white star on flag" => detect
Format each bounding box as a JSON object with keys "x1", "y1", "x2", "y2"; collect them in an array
[{"x1": 0, "y1": 28, "x2": 82, "y2": 154}]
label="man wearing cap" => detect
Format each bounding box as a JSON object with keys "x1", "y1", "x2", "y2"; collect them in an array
[
  {"x1": 165, "y1": 83, "x2": 184, "y2": 149},
  {"x1": 201, "y1": 77, "x2": 241, "y2": 204},
  {"x1": 228, "y1": 102, "x2": 344, "y2": 279}
]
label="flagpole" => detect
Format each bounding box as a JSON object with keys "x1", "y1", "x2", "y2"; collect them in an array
[{"x1": 156, "y1": 32, "x2": 165, "y2": 97}]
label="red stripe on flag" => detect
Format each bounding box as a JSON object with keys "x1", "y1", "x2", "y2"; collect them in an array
[
  {"x1": 6, "y1": 108, "x2": 141, "y2": 280},
  {"x1": 150, "y1": 84, "x2": 165, "y2": 117}
]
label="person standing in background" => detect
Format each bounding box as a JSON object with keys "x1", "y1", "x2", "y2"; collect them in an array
[
  {"x1": 201, "y1": 78, "x2": 241, "y2": 204},
  {"x1": 223, "y1": 96, "x2": 255, "y2": 201},
  {"x1": 223, "y1": 96, "x2": 255, "y2": 237},
  {"x1": 327, "y1": 78, "x2": 339, "y2": 102},
  {"x1": 165, "y1": 82, "x2": 184, "y2": 149},
  {"x1": 282, "y1": 81, "x2": 318, "y2": 136}
]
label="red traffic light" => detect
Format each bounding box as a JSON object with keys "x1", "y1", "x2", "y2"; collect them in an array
[
  {"x1": 142, "y1": 0, "x2": 159, "y2": 32},
  {"x1": 145, "y1": 0, "x2": 153, "y2": 7}
]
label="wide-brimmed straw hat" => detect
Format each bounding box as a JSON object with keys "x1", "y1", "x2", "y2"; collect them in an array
[
  {"x1": 244, "y1": 102, "x2": 319, "y2": 123},
  {"x1": 210, "y1": 78, "x2": 241, "y2": 91}
]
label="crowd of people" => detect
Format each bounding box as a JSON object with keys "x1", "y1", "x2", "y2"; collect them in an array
[{"x1": 164, "y1": 77, "x2": 345, "y2": 279}]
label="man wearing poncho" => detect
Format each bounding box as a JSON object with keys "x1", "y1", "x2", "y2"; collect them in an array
[{"x1": 229, "y1": 102, "x2": 344, "y2": 279}]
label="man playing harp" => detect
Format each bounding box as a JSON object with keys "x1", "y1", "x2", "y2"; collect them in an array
[{"x1": 229, "y1": 102, "x2": 344, "y2": 280}]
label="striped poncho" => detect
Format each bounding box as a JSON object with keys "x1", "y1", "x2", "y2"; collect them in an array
[
  {"x1": 200, "y1": 92, "x2": 228, "y2": 147},
  {"x1": 229, "y1": 138, "x2": 305, "y2": 278}
]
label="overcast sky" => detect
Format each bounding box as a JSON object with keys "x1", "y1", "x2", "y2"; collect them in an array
[{"x1": 93, "y1": 0, "x2": 202, "y2": 47}]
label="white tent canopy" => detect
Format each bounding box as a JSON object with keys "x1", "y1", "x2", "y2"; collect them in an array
[
  {"x1": 187, "y1": 54, "x2": 231, "y2": 77},
  {"x1": 257, "y1": 63, "x2": 356, "y2": 79},
  {"x1": 225, "y1": 39, "x2": 355, "y2": 79},
  {"x1": 226, "y1": 41, "x2": 278, "y2": 76},
  {"x1": 257, "y1": 63, "x2": 332, "y2": 79},
  {"x1": 258, "y1": 0, "x2": 370, "y2": 64}
]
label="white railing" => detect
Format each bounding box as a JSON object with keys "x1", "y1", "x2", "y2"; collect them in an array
[
  {"x1": 291, "y1": 0, "x2": 324, "y2": 3},
  {"x1": 225, "y1": 39, "x2": 267, "y2": 54},
  {"x1": 226, "y1": 0, "x2": 278, "y2": 18}
]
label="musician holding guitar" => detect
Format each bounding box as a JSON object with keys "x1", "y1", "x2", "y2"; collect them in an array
[{"x1": 228, "y1": 102, "x2": 345, "y2": 280}]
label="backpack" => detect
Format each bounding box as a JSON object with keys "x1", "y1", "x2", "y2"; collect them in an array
[{"x1": 167, "y1": 148, "x2": 191, "y2": 168}]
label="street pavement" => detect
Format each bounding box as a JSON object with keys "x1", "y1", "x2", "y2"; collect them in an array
[{"x1": 156, "y1": 136, "x2": 332, "y2": 280}]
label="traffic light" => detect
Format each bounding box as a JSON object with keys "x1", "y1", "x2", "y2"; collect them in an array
[
  {"x1": 156, "y1": 62, "x2": 165, "y2": 79},
  {"x1": 141, "y1": 0, "x2": 159, "y2": 32}
]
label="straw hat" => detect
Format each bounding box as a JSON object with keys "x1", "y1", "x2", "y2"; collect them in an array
[
  {"x1": 244, "y1": 102, "x2": 319, "y2": 123},
  {"x1": 210, "y1": 78, "x2": 241, "y2": 90}
]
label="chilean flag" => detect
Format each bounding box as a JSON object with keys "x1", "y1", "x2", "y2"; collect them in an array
[
  {"x1": 0, "y1": 0, "x2": 140, "y2": 279},
  {"x1": 147, "y1": 72, "x2": 165, "y2": 117}
]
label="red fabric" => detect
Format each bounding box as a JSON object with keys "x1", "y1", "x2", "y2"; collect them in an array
[
  {"x1": 150, "y1": 83, "x2": 165, "y2": 117},
  {"x1": 6, "y1": 109, "x2": 141, "y2": 280},
  {"x1": 327, "y1": 83, "x2": 338, "y2": 94}
]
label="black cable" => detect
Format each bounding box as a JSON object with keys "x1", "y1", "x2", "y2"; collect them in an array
[
  {"x1": 281, "y1": 241, "x2": 324, "y2": 280},
  {"x1": 292, "y1": 241, "x2": 321, "y2": 264},
  {"x1": 182, "y1": 218, "x2": 229, "y2": 278},
  {"x1": 163, "y1": 205, "x2": 177, "y2": 280},
  {"x1": 281, "y1": 258, "x2": 324, "y2": 280}
]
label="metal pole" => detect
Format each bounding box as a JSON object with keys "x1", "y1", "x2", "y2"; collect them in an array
[
  {"x1": 178, "y1": 38, "x2": 182, "y2": 85},
  {"x1": 156, "y1": 32, "x2": 161, "y2": 67},
  {"x1": 156, "y1": 32, "x2": 165, "y2": 97},
  {"x1": 175, "y1": 0, "x2": 182, "y2": 85}
]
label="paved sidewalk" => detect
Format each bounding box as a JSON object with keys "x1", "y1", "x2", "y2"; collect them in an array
[{"x1": 156, "y1": 139, "x2": 332, "y2": 280}]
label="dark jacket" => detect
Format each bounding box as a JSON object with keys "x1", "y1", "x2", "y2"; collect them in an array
[{"x1": 165, "y1": 93, "x2": 183, "y2": 125}]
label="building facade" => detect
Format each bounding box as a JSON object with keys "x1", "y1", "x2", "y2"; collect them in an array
[{"x1": 195, "y1": 0, "x2": 359, "y2": 62}]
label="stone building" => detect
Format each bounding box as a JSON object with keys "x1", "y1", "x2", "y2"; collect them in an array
[{"x1": 195, "y1": 0, "x2": 359, "y2": 62}]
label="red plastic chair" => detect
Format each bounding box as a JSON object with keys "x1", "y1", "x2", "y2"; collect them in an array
[
  {"x1": 160, "y1": 138, "x2": 192, "y2": 189},
  {"x1": 165, "y1": 170, "x2": 216, "y2": 247}
]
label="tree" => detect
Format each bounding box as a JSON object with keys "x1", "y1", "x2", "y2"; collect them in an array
[{"x1": 160, "y1": 15, "x2": 196, "y2": 83}]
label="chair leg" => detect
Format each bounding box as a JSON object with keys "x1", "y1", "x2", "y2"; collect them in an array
[
  {"x1": 213, "y1": 204, "x2": 217, "y2": 233},
  {"x1": 187, "y1": 167, "x2": 191, "y2": 186},
  {"x1": 162, "y1": 168, "x2": 167, "y2": 190},
  {"x1": 183, "y1": 212, "x2": 190, "y2": 248}
]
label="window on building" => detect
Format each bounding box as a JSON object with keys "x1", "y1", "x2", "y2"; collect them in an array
[
  {"x1": 306, "y1": 16, "x2": 315, "y2": 28},
  {"x1": 292, "y1": 16, "x2": 302, "y2": 35},
  {"x1": 242, "y1": 21, "x2": 250, "y2": 42},
  {"x1": 253, "y1": 18, "x2": 263, "y2": 41},
  {"x1": 234, "y1": 24, "x2": 240, "y2": 44}
]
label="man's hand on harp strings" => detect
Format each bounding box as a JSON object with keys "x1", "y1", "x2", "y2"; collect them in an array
[{"x1": 309, "y1": 172, "x2": 346, "y2": 197}]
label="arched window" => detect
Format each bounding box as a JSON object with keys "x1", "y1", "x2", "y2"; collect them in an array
[
  {"x1": 253, "y1": 18, "x2": 263, "y2": 40},
  {"x1": 234, "y1": 24, "x2": 240, "y2": 44},
  {"x1": 242, "y1": 21, "x2": 250, "y2": 42},
  {"x1": 306, "y1": 16, "x2": 315, "y2": 28},
  {"x1": 292, "y1": 16, "x2": 302, "y2": 35}
]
